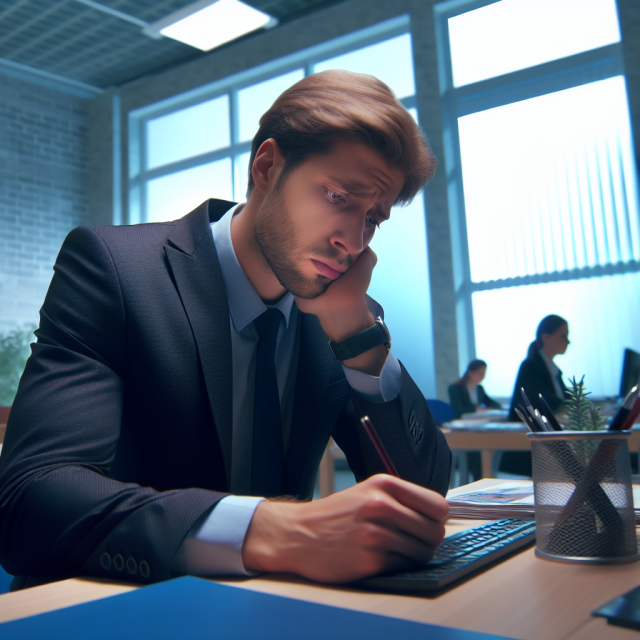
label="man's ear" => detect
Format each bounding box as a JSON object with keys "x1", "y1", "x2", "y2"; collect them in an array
[{"x1": 251, "y1": 138, "x2": 285, "y2": 195}]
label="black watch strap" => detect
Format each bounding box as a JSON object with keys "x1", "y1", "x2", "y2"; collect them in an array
[{"x1": 328, "y1": 317, "x2": 391, "y2": 361}]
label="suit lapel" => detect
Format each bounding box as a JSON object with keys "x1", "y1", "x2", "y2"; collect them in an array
[
  {"x1": 164, "y1": 199, "x2": 236, "y2": 488},
  {"x1": 285, "y1": 312, "x2": 346, "y2": 498}
]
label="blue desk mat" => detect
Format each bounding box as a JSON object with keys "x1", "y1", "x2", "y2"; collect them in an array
[{"x1": 0, "y1": 576, "x2": 515, "y2": 639}]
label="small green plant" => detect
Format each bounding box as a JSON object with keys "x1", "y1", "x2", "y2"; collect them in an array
[
  {"x1": 0, "y1": 325, "x2": 36, "y2": 406},
  {"x1": 565, "y1": 375, "x2": 605, "y2": 431}
]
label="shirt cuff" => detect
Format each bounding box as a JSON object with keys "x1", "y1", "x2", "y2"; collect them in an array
[
  {"x1": 342, "y1": 349, "x2": 402, "y2": 403},
  {"x1": 171, "y1": 495, "x2": 264, "y2": 577}
]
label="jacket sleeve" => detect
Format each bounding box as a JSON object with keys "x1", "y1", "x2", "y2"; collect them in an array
[
  {"x1": 332, "y1": 364, "x2": 451, "y2": 497},
  {"x1": 330, "y1": 298, "x2": 451, "y2": 496},
  {"x1": 0, "y1": 227, "x2": 223, "y2": 584}
]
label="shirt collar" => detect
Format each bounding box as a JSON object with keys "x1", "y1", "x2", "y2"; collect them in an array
[{"x1": 211, "y1": 204, "x2": 295, "y2": 332}]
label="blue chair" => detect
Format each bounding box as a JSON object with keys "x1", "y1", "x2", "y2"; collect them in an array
[
  {"x1": 0, "y1": 564, "x2": 13, "y2": 594},
  {"x1": 426, "y1": 399, "x2": 455, "y2": 426}
]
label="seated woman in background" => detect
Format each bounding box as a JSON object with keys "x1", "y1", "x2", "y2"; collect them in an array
[
  {"x1": 448, "y1": 359, "x2": 502, "y2": 419},
  {"x1": 508, "y1": 314, "x2": 570, "y2": 421},
  {"x1": 503, "y1": 315, "x2": 570, "y2": 477}
]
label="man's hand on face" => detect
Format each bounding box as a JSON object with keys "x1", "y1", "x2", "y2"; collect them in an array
[
  {"x1": 241, "y1": 474, "x2": 449, "y2": 584},
  {"x1": 294, "y1": 247, "x2": 388, "y2": 376},
  {"x1": 294, "y1": 247, "x2": 376, "y2": 338}
]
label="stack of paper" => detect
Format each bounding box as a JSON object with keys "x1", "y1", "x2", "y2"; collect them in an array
[
  {"x1": 448, "y1": 480, "x2": 640, "y2": 523},
  {"x1": 447, "y1": 480, "x2": 535, "y2": 520},
  {"x1": 442, "y1": 420, "x2": 526, "y2": 431}
]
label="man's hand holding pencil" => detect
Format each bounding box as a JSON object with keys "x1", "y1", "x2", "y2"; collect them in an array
[{"x1": 242, "y1": 416, "x2": 449, "y2": 583}]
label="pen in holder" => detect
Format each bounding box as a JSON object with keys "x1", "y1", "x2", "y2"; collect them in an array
[{"x1": 528, "y1": 430, "x2": 639, "y2": 563}]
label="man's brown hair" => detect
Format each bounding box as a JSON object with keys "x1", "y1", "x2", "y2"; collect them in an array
[{"x1": 247, "y1": 70, "x2": 437, "y2": 205}]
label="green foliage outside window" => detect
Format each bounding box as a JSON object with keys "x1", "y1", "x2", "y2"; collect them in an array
[{"x1": 0, "y1": 325, "x2": 36, "y2": 406}]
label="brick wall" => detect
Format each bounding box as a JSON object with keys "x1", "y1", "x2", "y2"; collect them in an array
[{"x1": 0, "y1": 69, "x2": 95, "y2": 334}]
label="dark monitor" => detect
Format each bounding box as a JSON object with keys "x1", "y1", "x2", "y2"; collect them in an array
[{"x1": 620, "y1": 348, "x2": 640, "y2": 398}]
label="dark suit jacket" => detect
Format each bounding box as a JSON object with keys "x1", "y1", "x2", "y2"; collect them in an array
[
  {"x1": 0, "y1": 199, "x2": 451, "y2": 585},
  {"x1": 447, "y1": 381, "x2": 501, "y2": 419},
  {"x1": 508, "y1": 351, "x2": 568, "y2": 421}
]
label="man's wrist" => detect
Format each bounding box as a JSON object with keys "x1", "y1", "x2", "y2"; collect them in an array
[
  {"x1": 317, "y1": 306, "x2": 375, "y2": 343},
  {"x1": 242, "y1": 501, "x2": 299, "y2": 574}
]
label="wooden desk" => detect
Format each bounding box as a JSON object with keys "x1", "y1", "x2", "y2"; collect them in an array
[{"x1": 1, "y1": 479, "x2": 638, "y2": 639}]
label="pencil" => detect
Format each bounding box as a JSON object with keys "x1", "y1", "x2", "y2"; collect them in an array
[{"x1": 360, "y1": 416, "x2": 400, "y2": 477}]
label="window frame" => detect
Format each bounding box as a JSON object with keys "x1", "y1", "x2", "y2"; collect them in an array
[{"x1": 434, "y1": 0, "x2": 637, "y2": 371}]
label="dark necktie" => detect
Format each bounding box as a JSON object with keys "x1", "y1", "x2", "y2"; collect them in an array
[{"x1": 251, "y1": 308, "x2": 284, "y2": 497}]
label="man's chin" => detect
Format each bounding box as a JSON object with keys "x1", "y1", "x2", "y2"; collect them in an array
[{"x1": 282, "y1": 275, "x2": 332, "y2": 300}]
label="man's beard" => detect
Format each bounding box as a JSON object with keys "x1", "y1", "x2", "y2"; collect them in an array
[{"x1": 253, "y1": 186, "x2": 351, "y2": 300}]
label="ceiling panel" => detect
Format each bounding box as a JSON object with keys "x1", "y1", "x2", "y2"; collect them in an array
[{"x1": 0, "y1": 0, "x2": 341, "y2": 88}]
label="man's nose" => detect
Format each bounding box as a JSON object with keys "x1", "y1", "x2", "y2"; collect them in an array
[{"x1": 331, "y1": 213, "x2": 366, "y2": 255}]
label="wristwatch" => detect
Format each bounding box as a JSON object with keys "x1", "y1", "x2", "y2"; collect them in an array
[{"x1": 328, "y1": 316, "x2": 392, "y2": 361}]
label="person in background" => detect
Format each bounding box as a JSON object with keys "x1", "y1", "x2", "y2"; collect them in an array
[
  {"x1": 448, "y1": 359, "x2": 502, "y2": 419},
  {"x1": 503, "y1": 314, "x2": 570, "y2": 476},
  {"x1": 508, "y1": 315, "x2": 570, "y2": 421}
]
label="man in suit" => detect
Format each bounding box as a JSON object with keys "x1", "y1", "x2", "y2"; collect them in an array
[{"x1": 0, "y1": 71, "x2": 451, "y2": 587}]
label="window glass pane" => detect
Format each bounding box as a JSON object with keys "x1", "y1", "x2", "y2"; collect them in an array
[
  {"x1": 146, "y1": 159, "x2": 233, "y2": 222},
  {"x1": 368, "y1": 197, "x2": 435, "y2": 397},
  {"x1": 146, "y1": 96, "x2": 230, "y2": 170},
  {"x1": 472, "y1": 272, "x2": 640, "y2": 398},
  {"x1": 459, "y1": 77, "x2": 640, "y2": 283},
  {"x1": 448, "y1": 0, "x2": 621, "y2": 87},
  {"x1": 237, "y1": 69, "x2": 304, "y2": 143},
  {"x1": 234, "y1": 152, "x2": 251, "y2": 202},
  {"x1": 408, "y1": 107, "x2": 418, "y2": 124},
  {"x1": 313, "y1": 34, "x2": 415, "y2": 100}
]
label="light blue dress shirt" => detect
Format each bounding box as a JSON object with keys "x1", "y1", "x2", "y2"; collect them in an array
[{"x1": 171, "y1": 204, "x2": 402, "y2": 577}]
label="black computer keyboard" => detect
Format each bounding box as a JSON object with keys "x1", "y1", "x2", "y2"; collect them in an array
[{"x1": 358, "y1": 518, "x2": 536, "y2": 593}]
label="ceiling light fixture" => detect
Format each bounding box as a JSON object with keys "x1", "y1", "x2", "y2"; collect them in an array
[{"x1": 143, "y1": 0, "x2": 278, "y2": 51}]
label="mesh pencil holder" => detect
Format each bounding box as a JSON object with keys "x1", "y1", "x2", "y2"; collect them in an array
[{"x1": 527, "y1": 431, "x2": 639, "y2": 564}]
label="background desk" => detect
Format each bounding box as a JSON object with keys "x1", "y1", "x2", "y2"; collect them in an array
[
  {"x1": 1, "y1": 479, "x2": 638, "y2": 640},
  {"x1": 442, "y1": 425, "x2": 640, "y2": 481}
]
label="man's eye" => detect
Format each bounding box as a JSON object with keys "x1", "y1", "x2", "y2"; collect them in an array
[
  {"x1": 324, "y1": 188, "x2": 346, "y2": 204},
  {"x1": 365, "y1": 214, "x2": 379, "y2": 229}
]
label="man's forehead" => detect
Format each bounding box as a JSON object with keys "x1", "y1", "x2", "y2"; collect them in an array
[
  {"x1": 329, "y1": 177, "x2": 376, "y2": 199},
  {"x1": 312, "y1": 143, "x2": 404, "y2": 198}
]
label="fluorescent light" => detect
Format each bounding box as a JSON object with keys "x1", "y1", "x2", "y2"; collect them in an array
[{"x1": 144, "y1": 0, "x2": 277, "y2": 51}]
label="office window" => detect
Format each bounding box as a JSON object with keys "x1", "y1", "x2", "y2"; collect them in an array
[
  {"x1": 460, "y1": 77, "x2": 640, "y2": 282},
  {"x1": 473, "y1": 273, "x2": 640, "y2": 400},
  {"x1": 237, "y1": 69, "x2": 304, "y2": 143},
  {"x1": 448, "y1": 0, "x2": 621, "y2": 87},
  {"x1": 147, "y1": 160, "x2": 233, "y2": 223},
  {"x1": 313, "y1": 34, "x2": 415, "y2": 99},
  {"x1": 146, "y1": 96, "x2": 230, "y2": 170},
  {"x1": 438, "y1": 0, "x2": 640, "y2": 397},
  {"x1": 129, "y1": 16, "x2": 437, "y2": 397}
]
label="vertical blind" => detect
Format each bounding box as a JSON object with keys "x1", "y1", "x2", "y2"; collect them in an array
[{"x1": 459, "y1": 76, "x2": 640, "y2": 283}]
